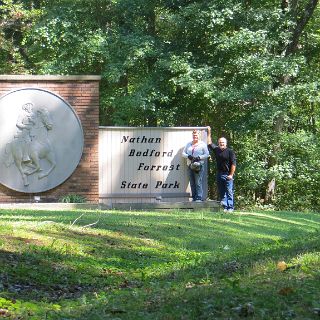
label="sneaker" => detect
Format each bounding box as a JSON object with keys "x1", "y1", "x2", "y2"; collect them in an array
[
  {"x1": 223, "y1": 209, "x2": 228, "y2": 213},
  {"x1": 195, "y1": 200, "x2": 203, "y2": 202},
  {"x1": 227, "y1": 209, "x2": 234, "y2": 213}
]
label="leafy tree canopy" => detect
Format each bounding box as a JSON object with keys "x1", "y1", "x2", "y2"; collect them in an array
[{"x1": 1, "y1": 0, "x2": 320, "y2": 210}]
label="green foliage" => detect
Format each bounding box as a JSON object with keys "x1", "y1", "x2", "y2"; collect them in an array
[
  {"x1": 1, "y1": 0, "x2": 320, "y2": 210},
  {"x1": 273, "y1": 131, "x2": 320, "y2": 210},
  {"x1": 59, "y1": 194, "x2": 87, "y2": 203},
  {"x1": 0, "y1": 0, "x2": 43, "y2": 73}
]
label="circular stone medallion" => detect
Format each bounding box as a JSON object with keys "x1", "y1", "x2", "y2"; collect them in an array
[{"x1": 0, "y1": 88, "x2": 84, "y2": 193}]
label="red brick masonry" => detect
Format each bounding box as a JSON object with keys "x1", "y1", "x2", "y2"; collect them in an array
[{"x1": 0, "y1": 75, "x2": 100, "y2": 203}]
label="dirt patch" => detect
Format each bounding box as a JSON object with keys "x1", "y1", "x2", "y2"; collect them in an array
[{"x1": 1, "y1": 236, "x2": 44, "y2": 246}]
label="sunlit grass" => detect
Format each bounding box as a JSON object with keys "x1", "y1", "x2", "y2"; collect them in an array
[{"x1": 0, "y1": 209, "x2": 319, "y2": 319}]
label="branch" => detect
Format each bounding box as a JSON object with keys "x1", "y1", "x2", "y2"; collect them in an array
[
  {"x1": 81, "y1": 220, "x2": 99, "y2": 228},
  {"x1": 70, "y1": 214, "x2": 84, "y2": 227},
  {"x1": 285, "y1": 0, "x2": 319, "y2": 56}
]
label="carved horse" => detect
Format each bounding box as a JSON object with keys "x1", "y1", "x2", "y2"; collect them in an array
[{"x1": 5, "y1": 108, "x2": 56, "y2": 186}]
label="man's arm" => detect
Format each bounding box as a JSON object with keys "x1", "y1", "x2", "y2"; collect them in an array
[
  {"x1": 227, "y1": 150, "x2": 236, "y2": 180},
  {"x1": 227, "y1": 164, "x2": 236, "y2": 180},
  {"x1": 207, "y1": 126, "x2": 212, "y2": 145}
]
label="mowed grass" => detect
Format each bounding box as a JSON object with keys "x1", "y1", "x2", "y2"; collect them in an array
[{"x1": 0, "y1": 209, "x2": 319, "y2": 319}]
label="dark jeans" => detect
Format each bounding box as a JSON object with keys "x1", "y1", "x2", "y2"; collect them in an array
[
  {"x1": 188, "y1": 164, "x2": 205, "y2": 201},
  {"x1": 217, "y1": 172, "x2": 234, "y2": 210}
]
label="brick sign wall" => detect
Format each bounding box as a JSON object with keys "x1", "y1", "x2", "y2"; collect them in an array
[{"x1": 0, "y1": 75, "x2": 100, "y2": 203}]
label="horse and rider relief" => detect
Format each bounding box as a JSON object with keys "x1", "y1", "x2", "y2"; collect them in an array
[{"x1": 4, "y1": 101, "x2": 56, "y2": 186}]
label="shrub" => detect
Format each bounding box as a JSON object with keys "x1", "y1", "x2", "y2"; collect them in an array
[{"x1": 59, "y1": 194, "x2": 87, "y2": 203}]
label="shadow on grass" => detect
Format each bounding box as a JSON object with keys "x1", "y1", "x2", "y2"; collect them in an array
[
  {"x1": 0, "y1": 209, "x2": 319, "y2": 319},
  {"x1": 150, "y1": 233, "x2": 320, "y2": 319}
]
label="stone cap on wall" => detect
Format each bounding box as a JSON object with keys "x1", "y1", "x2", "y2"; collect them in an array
[
  {"x1": 0, "y1": 75, "x2": 101, "y2": 81},
  {"x1": 99, "y1": 126, "x2": 209, "y2": 130}
]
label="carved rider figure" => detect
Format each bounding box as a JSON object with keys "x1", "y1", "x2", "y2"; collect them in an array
[{"x1": 14, "y1": 102, "x2": 36, "y2": 162}]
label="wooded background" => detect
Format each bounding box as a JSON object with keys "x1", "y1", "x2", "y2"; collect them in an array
[{"x1": 1, "y1": 0, "x2": 319, "y2": 210}]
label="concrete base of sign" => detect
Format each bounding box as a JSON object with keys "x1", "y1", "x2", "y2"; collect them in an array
[
  {"x1": 0, "y1": 200, "x2": 221, "y2": 211},
  {"x1": 0, "y1": 203, "x2": 100, "y2": 211},
  {"x1": 107, "y1": 200, "x2": 221, "y2": 211}
]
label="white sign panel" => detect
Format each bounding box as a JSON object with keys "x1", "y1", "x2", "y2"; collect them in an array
[{"x1": 99, "y1": 127, "x2": 208, "y2": 204}]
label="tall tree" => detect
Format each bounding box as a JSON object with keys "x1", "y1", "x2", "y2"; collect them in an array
[{"x1": 265, "y1": 0, "x2": 319, "y2": 202}]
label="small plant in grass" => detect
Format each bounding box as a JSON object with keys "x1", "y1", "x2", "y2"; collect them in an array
[{"x1": 59, "y1": 194, "x2": 86, "y2": 203}]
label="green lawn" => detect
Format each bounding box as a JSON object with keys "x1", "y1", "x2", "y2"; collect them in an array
[{"x1": 0, "y1": 209, "x2": 319, "y2": 319}]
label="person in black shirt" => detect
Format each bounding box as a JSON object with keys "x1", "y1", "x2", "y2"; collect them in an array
[{"x1": 207, "y1": 126, "x2": 236, "y2": 212}]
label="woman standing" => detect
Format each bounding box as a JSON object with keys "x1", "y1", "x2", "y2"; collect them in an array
[{"x1": 182, "y1": 129, "x2": 209, "y2": 202}]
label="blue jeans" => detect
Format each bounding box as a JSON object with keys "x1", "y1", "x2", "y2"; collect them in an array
[
  {"x1": 217, "y1": 173, "x2": 234, "y2": 210},
  {"x1": 188, "y1": 164, "x2": 205, "y2": 201}
]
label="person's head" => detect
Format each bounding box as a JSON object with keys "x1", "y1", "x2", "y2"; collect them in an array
[
  {"x1": 22, "y1": 102, "x2": 34, "y2": 113},
  {"x1": 192, "y1": 129, "x2": 200, "y2": 142},
  {"x1": 218, "y1": 137, "x2": 227, "y2": 150}
]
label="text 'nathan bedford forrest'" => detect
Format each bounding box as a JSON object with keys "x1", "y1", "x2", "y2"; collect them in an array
[{"x1": 121, "y1": 135, "x2": 181, "y2": 171}]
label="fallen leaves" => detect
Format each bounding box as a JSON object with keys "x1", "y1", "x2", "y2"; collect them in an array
[
  {"x1": 223, "y1": 260, "x2": 242, "y2": 273},
  {"x1": 276, "y1": 261, "x2": 296, "y2": 295},
  {"x1": 313, "y1": 308, "x2": 320, "y2": 315},
  {"x1": 278, "y1": 287, "x2": 295, "y2": 296},
  {"x1": 0, "y1": 308, "x2": 10, "y2": 317},
  {"x1": 232, "y1": 302, "x2": 254, "y2": 317},
  {"x1": 277, "y1": 260, "x2": 301, "y2": 272},
  {"x1": 277, "y1": 261, "x2": 288, "y2": 271}
]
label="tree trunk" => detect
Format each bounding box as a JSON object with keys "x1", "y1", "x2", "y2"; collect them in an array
[
  {"x1": 285, "y1": 0, "x2": 319, "y2": 56},
  {"x1": 265, "y1": 114, "x2": 284, "y2": 202},
  {"x1": 264, "y1": 0, "x2": 318, "y2": 202}
]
